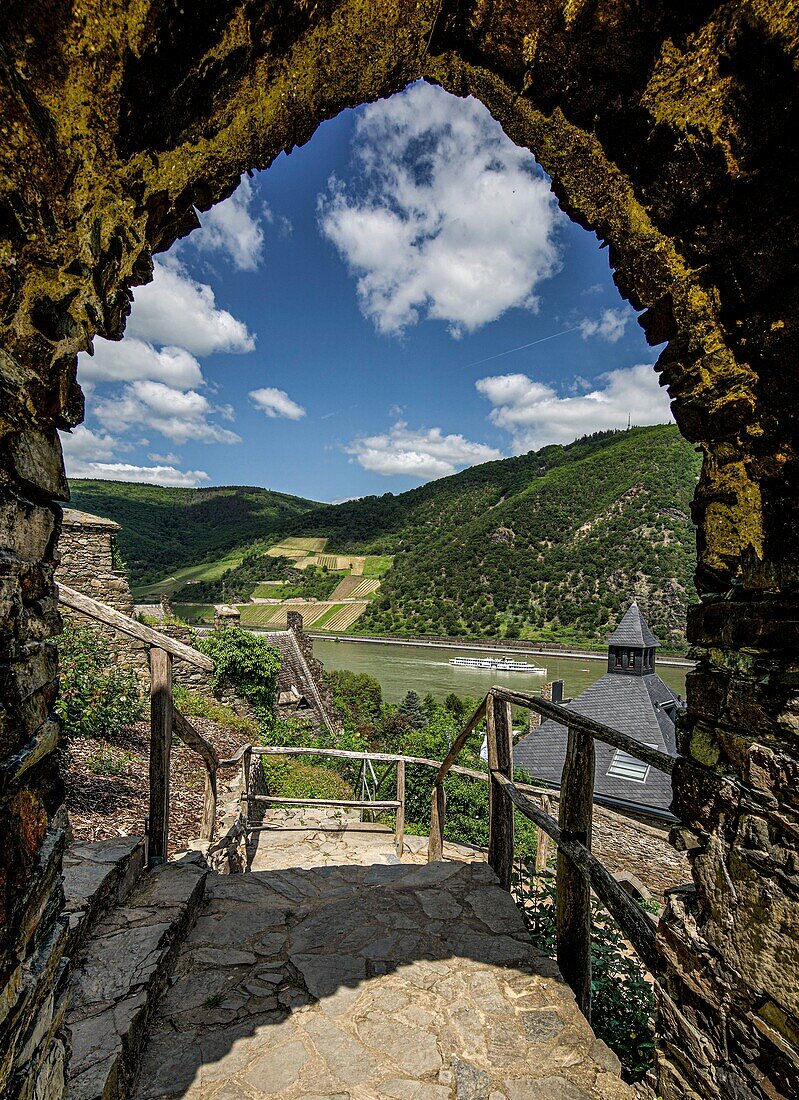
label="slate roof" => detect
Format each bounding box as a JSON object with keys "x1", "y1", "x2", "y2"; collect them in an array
[
  {"x1": 513, "y1": 670, "x2": 682, "y2": 818},
  {"x1": 259, "y1": 629, "x2": 335, "y2": 734},
  {"x1": 607, "y1": 601, "x2": 660, "y2": 648}
]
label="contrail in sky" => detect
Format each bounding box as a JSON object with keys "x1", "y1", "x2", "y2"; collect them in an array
[{"x1": 464, "y1": 325, "x2": 583, "y2": 369}]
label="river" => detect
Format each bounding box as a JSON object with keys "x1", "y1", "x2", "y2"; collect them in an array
[{"x1": 309, "y1": 637, "x2": 689, "y2": 704}]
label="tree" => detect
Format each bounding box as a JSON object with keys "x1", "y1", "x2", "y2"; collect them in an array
[{"x1": 399, "y1": 690, "x2": 426, "y2": 730}]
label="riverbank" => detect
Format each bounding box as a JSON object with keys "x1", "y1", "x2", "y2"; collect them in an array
[{"x1": 306, "y1": 631, "x2": 694, "y2": 669}]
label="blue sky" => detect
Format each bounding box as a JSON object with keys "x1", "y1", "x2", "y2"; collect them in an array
[{"x1": 62, "y1": 83, "x2": 670, "y2": 502}]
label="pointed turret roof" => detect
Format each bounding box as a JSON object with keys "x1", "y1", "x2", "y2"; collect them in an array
[{"x1": 607, "y1": 601, "x2": 660, "y2": 648}]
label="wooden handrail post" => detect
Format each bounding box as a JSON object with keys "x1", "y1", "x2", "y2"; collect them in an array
[
  {"x1": 395, "y1": 758, "x2": 405, "y2": 858},
  {"x1": 487, "y1": 693, "x2": 514, "y2": 890},
  {"x1": 241, "y1": 746, "x2": 252, "y2": 824},
  {"x1": 427, "y1": 781, "x2": 446, "y2": 861},
  {"x1": 535, "y1": 794, "x2": 551, "y2": 876},
  {"x1": 148, "y1": 646, "x2": 173, "y2": 865},
  {"x1": 556, "y1": 723, "x2": 595, "y2": 1019}
]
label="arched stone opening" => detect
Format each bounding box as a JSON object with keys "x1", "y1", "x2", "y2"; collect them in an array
[{"x1": 1, "y1": 4, "x2": 797, "y2": 1098}]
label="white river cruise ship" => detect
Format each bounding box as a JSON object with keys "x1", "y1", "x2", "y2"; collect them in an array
[{"x1": 449, "y1": 654, "x2": 547, "y2": 674}]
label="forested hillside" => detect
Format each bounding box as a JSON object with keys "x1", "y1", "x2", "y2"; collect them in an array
[
  {"x1": 67, "y1": 482, "x2": 321, "y2": 585},
  {"x1": 351, "y1": 426, "x2": 700, "y2": 648},
  {"x1": 69, "y1": 426, "x2": 701, "y2": 647}
]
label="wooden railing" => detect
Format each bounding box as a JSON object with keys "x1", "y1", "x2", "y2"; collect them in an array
[
  {"x1": 57, "y1": 584, "x2": 219, "y2": 863},
  {"x1": 220, "y1": 741, "x2": 557, "y2": 860},
  {"x1": 430, "y1": 687, "x2": 673, "y2": 1017}
]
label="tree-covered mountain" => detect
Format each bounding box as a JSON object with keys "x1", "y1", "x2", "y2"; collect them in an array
[
  {"x1": 66, "y1": 482, "x2": 321, "y2": 585},
  {"x1": 69, "y1": 425, "x2": 701, "y2": 647}
]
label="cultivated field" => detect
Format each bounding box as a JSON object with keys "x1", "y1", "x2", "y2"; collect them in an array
[
  {"x1": 278, "y1": 537, "x2": 328, "y2": 551},
  {"x1": 329, "y1": 576, "x2": 381, "y2": 600},
  {"x1": 238, "y1": 601, "x2": 338, "y2": 629},
  {"x1": 320, "y1": 602, "x2": 369, "y2": 631}
]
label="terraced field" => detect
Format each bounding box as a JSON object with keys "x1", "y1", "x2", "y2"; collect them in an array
[
  {"x1": 265, "y1": 546, "x2": 307, "y2": 560},
  {"x1": 329, "y1": 576, "x2": 381, "y2": 600},
  {"x1": 279, "y1": 537, "x2": 328, "y2": 551},
  {"x1": 238, "y1": 601, "x2": 337, "y2": 628},
  {"x1": 321, "y1": 602, "x2": 369, "y2": 631}
]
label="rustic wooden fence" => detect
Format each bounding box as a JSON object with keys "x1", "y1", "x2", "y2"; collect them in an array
[
  {"x1": 57, "y1": 584, "x2": 221, "y2": 863},
  {"x1": 427, "y1": 686, "x2": 672, "y2": 1015},
  {"x1": 231, "y1": 687, "x2": 672, "y2": 1017},
  {"x1": 57, "y1": 581, "x2": 671, "y2": 1011}
]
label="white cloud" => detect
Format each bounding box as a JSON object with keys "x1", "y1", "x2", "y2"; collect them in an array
[
  {"x1": 63, "y1": 460, "x2": 210, "y2": 487},
  {"x1": 196, "y1": 177, "x2": 265, "y2": 271},
  {"x1": 59, "y1": 426, "x2": 208, "y2": 486},
  {"x1": 147, "y1": 451, "x2": 180, "y2": 464},
  {"x1": 94, "y1": 380, "x2": 242, "y2": 445},
  {"x1": 60, "y1": 425, "x2": 122, "y2": 463},
  {"x1": 318, "y1": 82, "x2": 563, "y2": 337},
  {"x1": 346, "y1": 421, "x2": 502, "y2": 478},
  {"x1": 80, "y1": 338, "x2": 204, "y2": 389},
  {"x1": 476, "y1": 364, "x2": 672, "y2": 452},
  {"x1": 579, "y1": 307, "x2": 629, "y2": 343},
  {"x1": 249, "y1": 387, "x2": 306, "y2": 420},
  {"x1": 127, "y1": 257, "x2": 255, "y2": 355}
]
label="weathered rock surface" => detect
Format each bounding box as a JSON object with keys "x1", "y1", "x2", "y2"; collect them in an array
[
  {"x1": 65, "y1": 860, "x2": 207, "y2": 1100},
  {"x1": 134, "y1": 862, "x2": 632, "y2": 1100}
]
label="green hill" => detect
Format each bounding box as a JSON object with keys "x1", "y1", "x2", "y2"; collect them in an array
[
  {"x1": 67, "y1": 482, "x2": 321, "y2": 587},
  {"x1": 68, "y1": 426, "x2": 701, "y2": 647}
]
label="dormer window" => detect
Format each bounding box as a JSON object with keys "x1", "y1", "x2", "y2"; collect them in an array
[{"x1": 614, "y1": 649, "x2": 622, "y2": 668}]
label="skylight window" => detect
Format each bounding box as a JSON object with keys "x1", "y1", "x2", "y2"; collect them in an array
[{"x1": 606, "y1": 746, "x2": 656, "y2": 783}]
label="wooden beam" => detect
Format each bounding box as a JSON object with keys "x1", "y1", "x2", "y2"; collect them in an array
[
  {"x1": 491, "y1": 771, "x2": 661, "y2": 976},
  {"x1": 395, "y1": 758, "x2": 405, "y2": 858},
  {"x1": 428, "y1": 782, "x2": 446, "y2": 862},
  {"x1": 433, "y1": 697, "x2": 487, "y2": 783},
  {"x1": 57, "y1": 583, "x2": 214, "y2": 670},
  {"x1": 486, "y1": 694, "x2": 514, "y2": 891},
  {"x1": 247, "y1": 796, "x2": 401, "y2": 809},
  {"x1": 148, "y1": 647, "x2": 173, "y2": 864},
  {"x1": 535, "y1": 794, "x2": 551, "y2": 876},
  {"x1": 557, "y1": 723, "x2": 594, "y2": 1018},
  {"x1": 173, "y1": 709, "x2": 218, "y2": 841},
  {"x1": 490, "y1": 686, "x2": 675, "y2": 775}
]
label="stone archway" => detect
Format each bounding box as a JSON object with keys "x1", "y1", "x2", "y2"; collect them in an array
[{"x1": 1, "y1": 4, "x2": 797, "y2": 1098}]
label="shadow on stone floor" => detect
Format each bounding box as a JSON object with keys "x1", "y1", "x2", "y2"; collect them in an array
[{"x1": 133, "y1": 861, "x2": 631, "y2": 1100}]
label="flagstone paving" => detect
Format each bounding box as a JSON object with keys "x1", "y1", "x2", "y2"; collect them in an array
[{"x1": 133, "y1": 809, "x2": 634, "y2": 1100}]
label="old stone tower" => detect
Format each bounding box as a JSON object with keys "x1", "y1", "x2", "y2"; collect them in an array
[{"x1": 1, "y1": 4, "x2": 798, "y2": 1099}]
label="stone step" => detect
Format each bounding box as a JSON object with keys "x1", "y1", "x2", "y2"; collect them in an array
[
  {"x1": 65, "y1": 859, "x2": 208, "y2": 1100},
  {"x1": 63, "y1": 836, "x2": 146, "y2": 956}
]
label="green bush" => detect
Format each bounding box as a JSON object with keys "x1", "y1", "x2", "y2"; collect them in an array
[
  {"x1": 56, "y1": 623, "x2": 143, "y2": 739},
  {"x1": 514, "y1": 866, "x2": 656, "y2": 1081},
  {"x1": 196, "y1": 625, "x2": 281, "y2": 729}
]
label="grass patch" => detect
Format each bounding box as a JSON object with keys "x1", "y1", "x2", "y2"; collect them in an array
[
  {"x1": 307, "y1": 603, "x2": 345, "y2": 629},
  {"x1": 132, "y1": 547, "x2": 251, "y2": 600},
  {"x1": 262, "y1": 757, "x2": 353, "y2": 801},
  {"x1": 173, "y1": 688, "x2": 260, "y2": 738},
  {"x1": 172, "y1": 603, "x2": 215, "y2": 623},
  {"x1": 362, "y1": 555, "x2": 393, "y2": 578}
]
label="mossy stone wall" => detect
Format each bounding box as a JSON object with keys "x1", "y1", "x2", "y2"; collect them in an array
[{"x1": 1, "y1": 3, "x2": 797, "y2": 1096}]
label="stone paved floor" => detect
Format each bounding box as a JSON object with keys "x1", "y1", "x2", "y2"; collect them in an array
[
  {"x1": 246, "y1": 807, "x2": 486, "y2": 872},
  {"x1": 134, "y1": 810, "x2": 633, "y2": 1100}
]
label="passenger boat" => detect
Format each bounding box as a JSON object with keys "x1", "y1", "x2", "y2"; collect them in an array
[{"x1": 449, "y1": 655, "x2": 547, "y2": 674}]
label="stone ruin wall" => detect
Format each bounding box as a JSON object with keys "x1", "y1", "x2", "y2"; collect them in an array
[
  {"x1": 57, "y1": 516, "x2": 149, "y2": 685},
  {"x1": 0, "y1": 3, "x2": 797, "y2": 1098}
]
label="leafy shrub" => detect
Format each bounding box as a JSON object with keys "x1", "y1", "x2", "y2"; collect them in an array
[
  {"x1": 56, "y1": 624, "x2": 143, "y2": 739},
  {"x1": 196, "y1": 626, "x2": 281, "y2": 729},
  {"x1": 514, "y1": 865, "x2": 656, "y2": 1080},
  {"x1": 262, "y1": 757, "x2": 353, "y2": 801}
]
